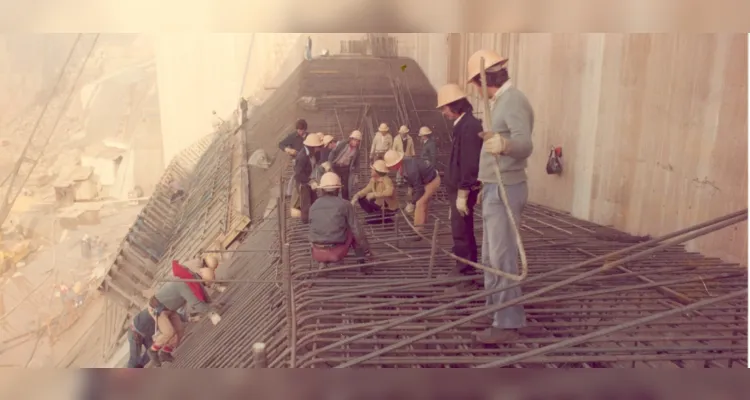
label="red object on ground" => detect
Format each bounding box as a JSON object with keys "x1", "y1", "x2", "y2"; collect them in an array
[{"x1": 171, "y1": 260, "x2": 208, "y2": 303}]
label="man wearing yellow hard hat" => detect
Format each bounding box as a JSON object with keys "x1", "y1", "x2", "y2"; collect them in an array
[{"x1": 467, "y1": 49, "x2": 534, "y2": 344}]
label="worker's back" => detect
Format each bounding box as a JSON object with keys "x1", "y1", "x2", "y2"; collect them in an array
[{"x1": 308, "y1": 195, "x2": 353, "y2": 244}]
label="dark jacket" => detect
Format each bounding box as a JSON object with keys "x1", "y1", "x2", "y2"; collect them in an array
[
  {"x1": 294, "y1": 147, "x2": 318, "y2": 185},
  {"x1": 445, "y1": 113, "x2": 484, "y2": 191},
  {"x1": 402, "y1": 157, "x2": 438, "y2": 199},
  {"x1": 278, "y1": 131, "x2": 307, "y2": 152},
  {"x1": 420, "y1": 137, "x2": 437, "y2": 166},
  {"x1": 309, "y1": 195, "x2": 368, "y2": 249},
  {"x1": 328, "y1": 141, "x2": 360, "y2": 172}
]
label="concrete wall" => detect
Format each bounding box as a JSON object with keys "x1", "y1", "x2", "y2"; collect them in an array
[{"x1": 447, "y1": 33, "x2": 748, "y2": 264}]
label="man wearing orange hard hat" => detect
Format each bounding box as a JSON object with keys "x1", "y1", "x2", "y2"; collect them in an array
[{"x1": 467, "y1": 49, "x2": 534, "y2": 344}]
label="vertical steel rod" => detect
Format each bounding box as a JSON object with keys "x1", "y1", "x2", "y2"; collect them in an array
[
  {"x1": 282, "y1": 242, "x2": 296, "y2": 367},
  {"x1": 428, "y1": 219, "x2": 440, "y2": 278}
]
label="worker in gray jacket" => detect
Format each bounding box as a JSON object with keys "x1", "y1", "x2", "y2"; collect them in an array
[
  {"x1": 467, "y1": 49, "x2": 534, "y2": 344},
  {"x1": 418, "y1": 126, "x2": 437, "y2": 167},
  {"x1": 328, "y1": 130, "x2": 363, "y2": 200},
  {"x1": 309, "y1": 172, "x2": 372, "y2": 274}
]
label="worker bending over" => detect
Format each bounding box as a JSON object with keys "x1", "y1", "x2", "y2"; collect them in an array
[
  {"x1": 436, "y1": 84, "x2": 484, "y2": 293},
  {"x1": 147, "y1": 261, "x2": 216, "y2": 366},
  {"x1": 383, "y1": 149, "x2": 440, "y2": 236},
  {"x1": 468, "y1": 49, "x2": 534, "y2": 344},
  {"x1": 350, "y1": 159, "x2": 398, "y2": 224},
  {"x1": 279, "y1": 119, "x2": 309, "y2": 199},
  {"x1": 328, "y1": 130, "x2": 363, "y2": 200},
  {"x1": 291, "y1": 133, "x2": 324, "y2": 222},
  {"x1": 370, "y1": 123, "x2": 393, "y2": 161},
  {"x1": 320, "y1": 134, "x2": 337, "y2": 162},
  {"x1": 309, "y1": 172, "x2": 373, "y2": 274},
  {"x1": 392, "y1": 125, "x2": 415, "y2": 186},
  {"x1": 418, "y1": 126, "x2": 437, "y2": 167},
  {"x1": 127, "y1": 309, "x2": 155, "y2": 368}
]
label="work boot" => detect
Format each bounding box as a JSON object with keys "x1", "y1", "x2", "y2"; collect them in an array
[
  {"x1": 472, "y1": 327, "x2": 520, "y2": 344},
  {"x1": 159, "y1": 351, "x2": 175, "y2": 363},
  {"x1": 147, "y1": 349, "x2": 162, "y2": 367}
]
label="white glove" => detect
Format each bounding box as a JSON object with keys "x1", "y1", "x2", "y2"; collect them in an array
[
  {"x1": 484, "y1": 133, "x2": 508, "y2": 155},
  {"x1": 366, "y1": 192, "x2": 377, "y2": 201},
  {"x1": 284, "y1": 147, "x2": 297, "y2": 156},
  {"x1": 405, "y1": 203, "x2": 415, "y2": 213},
  {"x1": 456, "y1": 189, "x2": 469, "y2": 217},
  {"x1": 350, "y1": 194, "x2": 360, "y2": 205},
  {"x1": 321, "y1": 161, "x2": 332, "y2": 172},
  {"x1": 309, "y1": 181, "x2": 319, "y2": 190}
]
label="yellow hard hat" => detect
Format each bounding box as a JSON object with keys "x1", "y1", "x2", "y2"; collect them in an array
[
  {"x1": 398, "y1": 125, "x2": 409, "y2": 134},
  {"x1": 199, "y1": 267, "x2": 215, "y2": 282},
  {"x1": 202, "y1": 254, "x2": 219, "y2": 269},
  {"x1": 377, "y1": 123, "x2": 389, "y2": 133},
  {"x1": 371, "y1": 160, "x2": 389, "y2": 174},
  {"x1": 303, "y1": 133, "x2": 324, "y2": 147},
  {"x1": 436, "y1": 84, "x2": 467, "y2": 108},
  {"x1": 349, "y1": 130, "x2": 363, "y2": 140},
  {"x1": 322, "y1": 134, "x2": 335, "y2": 146},
  {"x1": 319, "y1": 172, "x2": 342, "y2": 190},
  {"x1": 383, "y1": 150, "x2": 403, "y2": 168},
  {"x1": 418, "y1": 126, "x2": 433, "y2": 136},
  {"x1": 466, "y1": 49, "x2": 508, "y2": 83}
]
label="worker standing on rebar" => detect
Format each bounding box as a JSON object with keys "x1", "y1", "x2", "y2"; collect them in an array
[
  {"x1": 383, "y1": 149, "x2": 440, "y2": 237},
  {"x1": 146, "y1": 261, "x2": 217, "y2": 367},
  {"x1": 292, "y1": 133, "x2": 325, "y2": 222},
  {"x1": 391, "y1": 125, "x2": 415, "y2": 186},
  {"x1": 436, "y1": 83, "x2": 484, "y2": 294},
  {"x1": 370, "y1": 123, "x2": 393, "y2": 161},
  {"x1": 328, "y1": 130, "x2": 362, "y2": 200},
  {"x1": 467, "y1": 49, "x2": 534, "y2": 344},
  {"x1": 350, "y1": 159, "x2": 399, "y2": 224},
  {"x1": 127, "y1": 309, "x2": 155, "y2": 368},
  {"x1": 279, "y1": 119, "x2": 309, "y2": 200},
  {"x1": 418, "y1": 126, "x2": 437, "y2": 166},
  {"x1": 309, "y1": 172, "x2": 373, "y2": 274}
]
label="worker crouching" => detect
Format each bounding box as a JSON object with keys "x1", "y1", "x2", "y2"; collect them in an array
[
  {"x1": 350, "y1": 159, "x2": 399, "y2": 225},
  {"x1": 309, "y1": 172, "x2": 373, "y2": 275},
  {"x1": 383, "y1": 149, "x2": 440, "y2": 238},
  {"x1": 146, "y1": 261, "x2": 216, "y2": 367},
  {"x1": 291, "y1": 133, "x2": 325, "y2": 222}
]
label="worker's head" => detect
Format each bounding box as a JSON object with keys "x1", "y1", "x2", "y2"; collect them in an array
[
  {"x1": 398, "y1": 125, "x2": 409, "y2": 137},
  {"x1": 383, "y1": 150, "x2": 404, "y2": 171},
  {"x1": 349, "y1": 130, "x2": 363, "y2": 147},
  {"x1": 377, "y1": 123, "x2": 390, "y2": 135},
  {"x1": 371, "y1": 159, "x2": 389, "y2": 179},
  {"x1": 319, "y1": 172, "x2": 342, "y2": 196},
  {"x1": 322, "y1": 134, "x2": 336, "y2": 149},
  {"x1": 198, "y1": 267, "x2": 215, "y2": 284},
  {"x1": 436, "y1": 84, "x2": 472, "y2": 120},
  {"x1": 303, "y1": 132, "x2": 324, "y2": 152},
  {"x1": 467, "y1": 50, "x2": 509, "y2": 97},
  {"x1": 418, "y1": 126, "x2": 432, "y2": 143},
  {"x1": 295, "y1": 119, "x2": 308, "y2": 135}
]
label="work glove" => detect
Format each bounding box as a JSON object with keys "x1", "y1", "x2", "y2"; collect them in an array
[
  {"x1": 284, "y1": 147, "x2": 297, "y2": 156},
  {"x1": 321, "y1": 161, "x2": 332, "y2": 172},
  {"x1": 483, "y1": 133, "x2": 509, "y2": 155},
  {"x1": 456, "y1": 189, "x2": 469, "y2": 217},
  {"x1": 404, "y1": 203, "x2": 415, "y2": 214},
  {"x1": 366, "y1": 192, "x2": 377, "y2": 201},
  {"x1": 309, "y1": 180, "x2": 319, "y2": 190},
  {"x1": 350, "y1": 194, "x2": 360, "y2": 205}
]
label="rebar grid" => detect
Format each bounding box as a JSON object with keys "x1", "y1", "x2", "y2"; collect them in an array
[{"x1": 166, "y1": 56, "x2": 747, "y2": 369}]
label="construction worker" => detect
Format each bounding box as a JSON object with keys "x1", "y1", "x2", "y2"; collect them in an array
[
  {"x1": 278, "y1": 119, "x2": 309, "y2": 199},
  {"x1": 146, "y1": 260, "x2": 216, "y2": 367},
  {"x1": 239, "y1": 97, "x2": 248, "y2": 124},
  {"x1": 127, "y1": 309, "x2": 155, "y2": 368},
  {"x1": 467, "y1": 49, "x2": 534, "y2": 344},
  {"x1": 320, "y1": 134, "x2": 338, "y2": 162},
  {"x1": 436, "y1": 83, "x2": 484, "y2": 293},
  {"x1": 418, "y1": 126, "x2": 437, "y2": 166},
  {"x1": 309, "y1": 172, "x2": 373, "y2": 274},
  {"x1": 350, "y1": 159, "x2": 398, "y2": 224},
  {"x1": 328, "y1": 130, "x2": 362, "y2": 200},
  {"x1": 383, "y1": 149, "x2": 440, "y2": 236},
  {"x1": 369, "y1": 122, "x2": 393, "y2": 161},
  {"x1": 292, "y1": 133, "x2": 325, "y2": 222},
  {"x1": 392, "y1": 125, "x2": 415, "y2": 186}
]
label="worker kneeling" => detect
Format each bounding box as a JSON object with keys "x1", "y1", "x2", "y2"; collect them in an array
[
  {"x1": 383, "y1": 149, "x2": 440, "y2": 237},
  {"x1": 146, "y1": 260, "x2": 217, "y2": 367},
  {"x1": 309, "y1": 172, "x2": 373, "y2": 274},
  {"x1": 350, "y1": 159, "x2": 399, "y2": 225}
]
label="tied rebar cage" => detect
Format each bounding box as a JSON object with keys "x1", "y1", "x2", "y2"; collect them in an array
[{"x1": 166, "y1": 56, "x2": 747, "y2": 369}]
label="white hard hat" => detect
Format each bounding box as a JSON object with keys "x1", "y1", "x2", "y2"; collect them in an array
[
  {"x1": 398, "y1": 125, "x2": 409, "y2": 134},
  {"x1": 322, "y1": 134, "x2": 335, "y2": 146},
  {"x1": 377, "y1": 123, "x2": 389, "y2": 133},
  {"x1": 199, "y1": 267, "x2": 215, "y2": 282},
  {"x1": 349, "y1": 130, "x2": 363, "y2": 140},
  {"x1": 383, "y1": 150, "x2": 404, "y2": 168},
  {"x1": 466, "y1": 49, "x2": 508, "y2": 83},
  {"x1": 436, "y1": 84, "x2": 467, "y2": 108},
  {"x1": 303, "y1": 133, "x2": 324, "y2": 147},
  {"x1": 371, "y1": 159, "x2": 389, "y2": 174},
  {"x1": 319, "y1": 172, "x2": 342, "y2": 190},
  {"x1": 316, "y1": 132, "x2": 325, "y2": 140},
  {"x1": 418, "y1": 126, "x2": 433, "y2": 136},
  {"x1": 202, "y1": 254, "x2": 219, "y2": 269}
]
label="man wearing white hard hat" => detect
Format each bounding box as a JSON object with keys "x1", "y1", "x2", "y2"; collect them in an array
[
  {"x1": 391, "y1": 125, "x2": 415, "y2": 186},
  {"x1": 467, "y1": 49, "x2": 534, "y2": 344},
  {"x1": 309, "y1": 172, "x2": 373, "y2": 274},
  {"x1": 383, "y1": 149, "x2": 440, "y2": 237},
  {"x1": 369, "y1": 122, "x2": 393, "y2": 161},
  {"x1": 327, "y1": 130, "x2": 363, "y2": 200},
  {"x1": 320, "y1": 134, "x2": 338, "y2": 162},
  {"x1": 279, "y1": 119, "x2": 309, "y2": 200},
  {"x1": 436, "y1": 83, "x2": 485, "y2": 294},
  {"x1": 292, "y1": 133, "x2": 325, "y2": 223},
  {"x1": 418, "y1": 126, "x2": 437, "y2": 167},
  {"x1": 350, "y1": 159, "x2": 399, "y2": 225}
]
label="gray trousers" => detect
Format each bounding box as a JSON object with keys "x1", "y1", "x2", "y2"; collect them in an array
[{"x1": 481, "y1": 181, "x2": 528, "y2": 329}]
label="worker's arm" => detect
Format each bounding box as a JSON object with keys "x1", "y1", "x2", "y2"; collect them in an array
[
  {"x1": 373, "y1": 176, "x2": 394, "y2": 198},
  {"x1": 278, "y1": 132, "x2": 296, "y2": 151},
  {"x1": 176, "y1": 283, "x2": 211, "y2": 314},
  {"x1": 458, "y1": 120, "x2": 484, "y2": 189},
  {"x1": 355, "y1": 179, "x2": 374, "y2": 198},
  {"x1": 501, "y1": 94, "x2": 534, "y2": 160}
]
